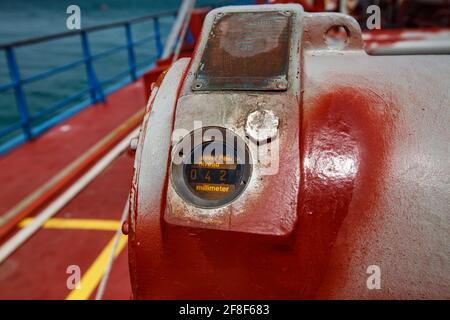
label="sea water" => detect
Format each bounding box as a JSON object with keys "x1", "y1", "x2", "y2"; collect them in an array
[{"x1": 0, "y1": 0, "x2": 236, "y2": 136}]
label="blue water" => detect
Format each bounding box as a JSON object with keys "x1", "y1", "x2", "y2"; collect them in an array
[{"x1": 0, "y1": 0, "x2": 246, "y2": 140}]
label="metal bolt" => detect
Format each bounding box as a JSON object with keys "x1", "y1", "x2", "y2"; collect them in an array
[
  {"x1": 130, "y1": 137, "x2": 139, "y2": 151},
  {"x1": 122, "y1": 221, "x2": 129, "y2": 235},
  {"x1": 276, "y1": 80, "x2": 287, "y2": 90},
  {"x1": 245, "y1": 109, "x2": 279, "y2": 143}
]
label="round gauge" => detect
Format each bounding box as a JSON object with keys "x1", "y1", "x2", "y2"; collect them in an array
[{"x1": 171, "y1": 128, "x2": 251, "y2": 208}]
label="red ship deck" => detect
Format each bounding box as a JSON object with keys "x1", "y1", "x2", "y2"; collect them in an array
[{"x1": 0, "y1": 79, "x2": 148, "y2": 299}]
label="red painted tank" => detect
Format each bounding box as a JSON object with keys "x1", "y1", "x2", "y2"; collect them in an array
[{"x1": 127, "y1": 4, "x2": 450, "y2": 299}]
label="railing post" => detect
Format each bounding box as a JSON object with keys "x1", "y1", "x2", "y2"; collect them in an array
[
  {"x1": 5, "y1": 47, "x2": 32, "y2": 140},
  {"x1": 125, "y1": 23, "x2": 137, "y2": 81},
  {"x1": 153, "y1": 17, "x2": 163, "y2": 58},
  {"x1": 80, "y1": 31, "x2": 104, "y2": 103},
  {"x1": 185, "y1": 28, "x2": 194, "y2": 45}
]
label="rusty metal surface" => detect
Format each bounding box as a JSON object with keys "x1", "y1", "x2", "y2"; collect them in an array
[
  {"x1": 129, "y1": 4, "x2": 450, "y2": 299},
  {"x1": 127, "y1": 58, "x2": 190, "y2": 297},
  {"x1": 301, "y1": 53, "x2": 450, "y2": 299},
  {"x1": 163, "y1": 4, "x2": 303, "y2": 236},
  {"x1": 164, "y1": 93, "x2": 300, "y2": 235},
  {"x1": 193, "y1": 11, "x2": 292, "y2": 91}
]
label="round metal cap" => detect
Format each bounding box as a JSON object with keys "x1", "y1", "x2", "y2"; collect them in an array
[{"x1": 245, "y1": 109, "x2": 279, "y2": 143}]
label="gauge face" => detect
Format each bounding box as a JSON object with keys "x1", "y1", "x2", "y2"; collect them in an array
[
  {"x1": 184, "y1": 141, "x2": 244, "y2": 201},
  {"x1": 171, "y1": 129, "x2": 251, "y2": 208}
]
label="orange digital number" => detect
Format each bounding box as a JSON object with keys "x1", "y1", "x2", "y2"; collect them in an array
[
  {"x1": 220, "y1": 170, "x2": 227, "y2": 182},
  {"x1": 190, "y1": 168, "x2": 197, "y2": 180}
]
